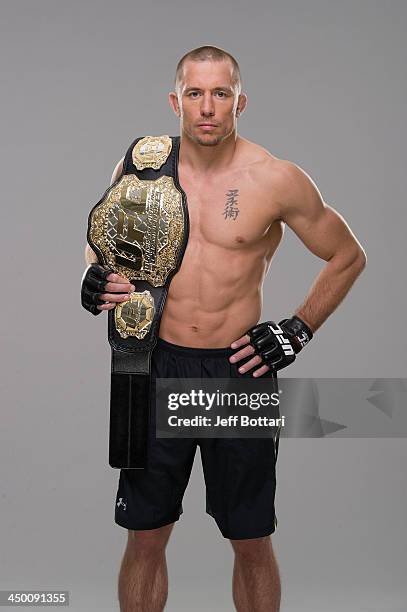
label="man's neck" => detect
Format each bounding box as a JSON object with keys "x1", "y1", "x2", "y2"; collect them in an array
[{"x1": 179, "y1": 130, "x2": 240, "y2": 174}]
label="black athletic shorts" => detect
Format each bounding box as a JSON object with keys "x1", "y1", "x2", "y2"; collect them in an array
[{"x1": 114, "y1": 337, "x2": 280, "y2": 540}]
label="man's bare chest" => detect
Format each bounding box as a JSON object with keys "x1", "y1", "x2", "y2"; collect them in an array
[{"x1": 178, "y1": 170, "x2": 279, "y2": 249}]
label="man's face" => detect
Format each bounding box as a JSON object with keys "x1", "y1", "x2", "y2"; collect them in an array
[{"x1": 169, "y1": 59, "x2": 246, "y2": 146}]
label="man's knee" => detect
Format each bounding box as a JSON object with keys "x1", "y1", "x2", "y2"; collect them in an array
[
  {"x1": 230, "y1": 535, "x2": 273, "y2": 562},
  {"x1": 126, "y1": 523, "x2": 175, "y2": 557}
]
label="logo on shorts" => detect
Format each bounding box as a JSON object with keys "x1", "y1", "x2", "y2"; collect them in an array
[{"x1": 116, "y1": 497, "x2": 127, "y2": 511}]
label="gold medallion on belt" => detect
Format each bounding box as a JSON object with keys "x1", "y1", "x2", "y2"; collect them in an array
[{"x1": 132, "y1": 135, "x2": 172, "y2": 171}]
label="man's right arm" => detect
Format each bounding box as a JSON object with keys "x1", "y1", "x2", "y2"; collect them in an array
[{"x1": 84, "y1": 157, "x2": 124, "y2": 264}]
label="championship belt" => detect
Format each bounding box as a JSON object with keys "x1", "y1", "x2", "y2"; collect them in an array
[{"x1": 87, "y1": 135, "x2": 189, "y2": 469}]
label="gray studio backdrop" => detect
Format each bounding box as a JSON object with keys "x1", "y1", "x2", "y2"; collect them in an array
[{"x1": 1, "y1": 1, "x2": 406, "y2": 611}]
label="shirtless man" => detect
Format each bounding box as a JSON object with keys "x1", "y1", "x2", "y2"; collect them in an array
[{"x1": 82, "y1": 46, "x2": 366, "y2": 612}]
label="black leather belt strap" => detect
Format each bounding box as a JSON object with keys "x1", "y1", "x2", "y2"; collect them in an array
[{"x1": 108, "y1": 282, "x2": 171, "y2": 469}]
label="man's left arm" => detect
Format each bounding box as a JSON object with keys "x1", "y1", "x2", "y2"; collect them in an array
[
  {"x1": 230, "y1": 160, "x2": 367, "y2": 376},
  {"x1": 275, "y1": 161, "x2": 367, "y2": 332}
]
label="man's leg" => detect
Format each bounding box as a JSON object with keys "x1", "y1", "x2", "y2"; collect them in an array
[
  {"x1": 118, "y1": 522, "x2": 175, "y2": 612},
  {"x1": 230, "y1": 536, "x2": 281, "y2": 612}
]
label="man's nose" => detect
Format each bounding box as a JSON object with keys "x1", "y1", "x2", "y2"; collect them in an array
[{"x1": 200, "y1": 94, "x2": 215, "y2": 116}]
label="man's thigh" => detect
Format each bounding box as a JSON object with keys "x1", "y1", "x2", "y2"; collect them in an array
[
  {"x1": 114, "y1": 437, "x2": 197, "y2": 530},
  {"x1": 200, "y1": 435, "x2": 279, "y2": 540}
]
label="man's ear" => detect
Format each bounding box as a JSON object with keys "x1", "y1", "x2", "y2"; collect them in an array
[
  {"x1": 168, "y1": 91, "x2": 181, "y2": 117},
  {"x1": 236, "y1": 93, "x2": 248, "y2": 117}
]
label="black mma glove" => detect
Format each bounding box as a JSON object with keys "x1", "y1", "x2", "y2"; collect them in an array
[
  {"x1": 246, "y1": 315, "x2": 313, "y2": 372},
  {"x1": 81, "y1": 263, "x2": 113, "y2": 315}
]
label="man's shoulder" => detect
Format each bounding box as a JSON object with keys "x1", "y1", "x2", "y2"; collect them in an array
[
  {"x1": 238, "y1": 137, "x2": 302, "y2": 188},
  {"x1": 237, "y1": 138, "x2": 319, "y2": 218}
]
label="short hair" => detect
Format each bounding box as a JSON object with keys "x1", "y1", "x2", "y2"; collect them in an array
[{"x1": 175, "y1": 45, "x2": 242, "y2": 94}]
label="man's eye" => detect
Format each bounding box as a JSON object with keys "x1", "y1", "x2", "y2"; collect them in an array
[
  {"x1": 216, "y1": 91, "x2": 226, "y2": 98},
  {"x1": 188, "y1": 91, "x2": 200, "y2": 97}
]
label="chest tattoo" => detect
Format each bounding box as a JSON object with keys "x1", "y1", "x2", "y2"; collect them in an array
[{"x1": 223, "y1": 189, "x2": 240, "y2": 221}]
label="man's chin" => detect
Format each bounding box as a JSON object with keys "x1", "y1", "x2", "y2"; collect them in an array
[{"x1": 193, "y1": 133, "x2": 224, "y2": 147}]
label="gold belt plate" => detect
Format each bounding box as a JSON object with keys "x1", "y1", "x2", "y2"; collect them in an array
[{"x1": 89, "y1": 174, "x2": 185, "y2": 287}]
